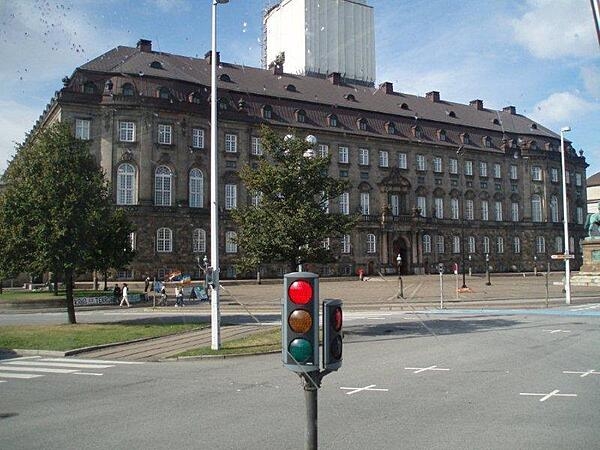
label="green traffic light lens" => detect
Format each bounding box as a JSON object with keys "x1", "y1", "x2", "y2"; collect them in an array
[
  {"x1": 288, "y1": 338, "x2": 313, "y2": 363},
  {"x1": 289, "y1": 309, "x2": 312, "y2": 333}
]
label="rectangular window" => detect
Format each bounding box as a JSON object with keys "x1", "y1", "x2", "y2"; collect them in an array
[
  {"x1": 225, "y1": 134, "x2": 237, "y2": 153},
  {"x1": 119, "y1": 121, "x2": 135, "y2": 142},
  {"x1": 483, "y1": 236, "x2": 490, "y2": 254},
  {"x1": 416, "y1": 154, "x2": 426, "y2": 171},
  {"x1": 360, "y1": 192, "x2": 370, "y2": 215},
  {"x1": 339, "y1": 146, "x2": 349, "y2": 164},
  {"x1": 511, "y1": 202, "x2": 519, "y2": 221},
  {"x1": 434, "y1": 197, "x2": 444, "y2": 219},
  {"x1": 423, "y1": 235, "x2": 432, "y2": 254},
  {"x1": 551, "y1": 168, "x2": 559, "y2": 183},
  {"x1": 531, "y1": 166, "x2": 542, "y2": 181},
  {"x1": 481, "y1": 200, "x2": 489, "y2": 221},
  {"x1": 433, "y1": 157, "x2": 443, "y2": 173},
  {"x1": 496, "y1": 237, "x2": 504, "y2": 253},
  {"x1": 536, "y1": 236, "x2": 546, "y2": 253},
  {"x1": 339, "y1": 192, "x2": 350, "y2": 215},
  {"x1": 341, "y1": 234, "x2": 351, "y2": 254},
  {"x1": 510, "y1": 164, "x2": 518, "y2": 180},
  {"x1": 468, "y1": 236, "x2": 475, "y2": 254},
  {"x1": 493, "y1": 163, "x2": 501, "y2": 179},
  {"x1": 495, "y1": 201, "x2": 503, "y2": 221},
  {"x1": 451, "y1": 198, "x2": 459, "y2": 220},
  {"x1": 251, "y1": 136, "x2": 263, "y2": 155},
  {"x1": 225, "y1": 184, "x2": 237, "y2": 210},
  {"x1": 577, "y1": 206, "x2": 584, "y2": 224},
  {"x1": 513, "y1": 237, "x2": 521, "y2": 254},
  {"x1": 318, "y1": 144, "x2": 329, "y2": 158},
  {"x1": 75, "y1": 119, "x2": 90, "y2": 140},
  {"x1": 466, "y1": 199, "x2": 474, "y2": 220},
  {"x1": 398, "y1": 153, "x2": 407, "y2": 169},
  {"x1": 575, "y1": 173, "x2": 582, "y2": 187},
  {"x1": 480, "y1": 161, "x2": 488, "y2": 177},
  {"x1": 390, "y1": 194, "x2": 399, "y2": 216},
  {"x1": 366, "y1": 234, "x2": 376, "y2": 253},
  {"x1": 465, "y1": 160, "x2": 473, "y2": 176},
  {"x1": 436, "y1": 235, "x2": 445, "y2": 254},
  {"x1": 566, "y1": 171, "x2": 570, "y2": 184},
  {"x1": 417, "y1": 196, "x2": 426, "y2": 217},
  {"x1": 192, "y1": 128, "x2": 204, "y2": 149},
  {"x1": 452, "y1": 236, "x2": 461, "y2": 254},
  {"x1": 359, "y1": 148, "x2": 369, "y2": 166},
  {"x1": 449, "y1": 158, "x2": 458, "y2": 174},
  {"x1": 379, "y1": 150, "x2": 389, "y2": 168},
  {"x1": 225, "y1": 231, "x2": 238, "y2": 253},
  {"x1": 158, "y1": 124, "x2": 172, "y2": 145}
]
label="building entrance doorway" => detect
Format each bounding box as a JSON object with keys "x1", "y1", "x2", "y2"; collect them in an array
[{"x1": 392, "y1": 237, "x2": 409, "y2": 275}]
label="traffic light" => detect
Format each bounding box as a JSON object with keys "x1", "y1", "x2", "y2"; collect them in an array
[
  {"x1": 282, "y1": 272, "x2": 319, "y2": 372},
  {"x1": 323, "y1": 299, "x2": 343, "y2": 371}
]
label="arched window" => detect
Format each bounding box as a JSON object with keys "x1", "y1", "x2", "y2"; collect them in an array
[
  {"x1": 189, "y1": 168, "x2": 204, "y2": 208},
  {"x1": 483, "y1": 236, "x2": 490, "y2": 254},
  {"x1": 549, "y1": 195, "x2": 559, "y2": 222},
  {"x1": 158, "y1": 87, "x2": 170, "y2": 99},
  {"x1": 555, "y1": 236, "x2": 563, "y2": 253},
  {"x1": 468, "y1": 236, "x2": 476, "y2": 253},
  {"x1": 531, "y1": 194, "x2": 542, "y2": 222},
  {"x1": 155, "y1": 166, "x2": 172, "y2": 206},
  {"x1": 117, "y1": 163, "x2": 136, "y2": 205},
  {"x1": 366, "y1": 234, "x2": 376, "y2": 253},
  {"x1": 536, "y1": 236, "x2": 546, "y2": 253},
  {"x1": 122, "y1": 83, "x2": 134, "y2": 97},
  {"x1": 156, "y1": 228, "x2": 173, "y2": 253},
  {"x1": 423, "y1": 234, "x2": 432, "y2": 253},
  {"x1": 192, "y1": 228, "x2": 206, "y2": 253}
]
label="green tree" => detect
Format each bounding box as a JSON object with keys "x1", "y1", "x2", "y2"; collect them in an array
[
  {"x1": 0, "y1": 123, "x2": 135, "y2": 323},
  {"x1": 232, "y1": 127, "x2": 357, "y2": 273}
]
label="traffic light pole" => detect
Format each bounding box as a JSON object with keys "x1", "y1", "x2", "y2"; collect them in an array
[{"x1": 300, "y1": 370, "x2": 332, "y2": 450}]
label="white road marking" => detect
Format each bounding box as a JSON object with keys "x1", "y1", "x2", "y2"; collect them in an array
[
  {"x1": 0, "y1": 372, "x2": 43, "y2": 379},
  {"x1": 0, "y1": 366, "x2": 78, "y2": 374},
  {"x1": 4, "y1": 361, "x2": 114, "y2": 369},
  {"x1": 563, "y1": 369, "x2": 600, "y2": 378},
  {"x1": 0, "y1": 356, "x2": 42, "y2": 362},
  {"x1": 40, "y1": 358, "x2": 143, "y2": 365},
  {"x1": 72, "y1": 372, "x2": 103, "y2": 376},
  {"x1": 405, "y1": 365, "x2": 450, "y2": 374},
  {"x1": 520, "y1": 390, "x2": 577, "y2": 402},
  {"x1": 542, "y1": 329, "x2": 571, "y2": 334},
  {"x1": 340, "y1": 384, "x2": 389, "y2": 395}
]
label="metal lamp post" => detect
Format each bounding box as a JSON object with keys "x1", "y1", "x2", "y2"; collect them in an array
[
  {"x1": 560, "y1": 126, "x2": 572, "y2": 305},
  {"x1": 485, "y1": 253, "x2": 491, "y2": 286},
  {"x1": 210, "y1": 0, "x2": 229, "y2": 350},
  {"x1": 396, "y1": 253, "x2": 404, "y2": 298}
]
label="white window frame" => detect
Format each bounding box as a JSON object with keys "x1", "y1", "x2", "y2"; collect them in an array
[
  {"x1": 494, "y1": 201, "x2": 503, "y2": 221},
  {"x1": 154, "y1": 166, "x2": 172, "y2": 206},
  {"x1": 157, "y1": 227, "x2": 173, "y2": 253},
  {"x1": 480, "y1": 161, "x2": 488, "y2": 178},
  {"x1": 465, "y1": 160, "x2": 473, "y2": 176},
  {"x1": 75, "y1": 118, "x2": 90, "y2": 140},
  {"x1": 493, "y1": 163, "x2": 501, "y2": 179},
  {"x1": 398, "y1": 152, "x2": 407, "y2": 169},
  {"x1": 452, "y1": 236, "x2": 461, "y2": 254},
  {"x1": 366, "y1": 233, "x2": 376, "y2": 253},
  {"x1": 536, "y1": 236, "x2": 546, "y2": 253},
  {"x1": 339, "y1": 146, "x2": 349, "y2": 164},
  {"x1": 225, "y1": 133, "x2": 237, "y2": 153},
  {"x1": 465, "y1": 199, "x2": 474, "y2": 220},
  {"x1": 192, "y1": 228, "x2": 206, "y2": 253},
  {"x1": 577, "y1": 206, "x2": 584, "y2": 225},
  {"x1": 511, "y1": 202, "x2": 519, "y2": 222},
  {"x1": 417, "y1": 196, "x2": 427, "y2": 217},
  {"x1": 119, "y1": 121, "x2": 135, "y2": 142},
  {"x1": 436, "y1": 235, "x2": 445, "y2": 254},
  {"x1": 360, "y1": 192, "x2": 370, "y2": 215},
  {"x1": 117, "y1": 163, "x2": 136, "y2": 205},
  {"x1": 531, "y1": 195, "x2": 542, "y2": 222},
  {"x1": 379, "y1": 150, "x2": 389, "y2": 168},
  {"x1": 251, "y1": 136, "x2": 263, "y2": 155},
  {"x1": 339, "y1": 192, "x2": 350, "y2": 215},
  {"x1": 468, "y1": 236, "x2": 476, "y2": 254},
  {"x1": 433, "y1": 157, "x2": 442, "y2": 173},
  {"x1": 434, "y1": 197, "x2": 444, "y2": 219},
  {"x1": 416, "y1": 154, "x2": 426, "y2": 171},
  {"x1": 158, "y1": 124, "x2": 172, "y2": 145},
  {"x1": 341, "y1": 234, "x2": 351, "y2": 254},
  {"x1": 423, "y1": 234, "x2": 432, "y2": 253},
  {"x1": 359, "y1": 148, "x2": 369, "y2": 166},
  {"x1": 510, "y1": 164, "x2": 518, "y2": 180},
  {"x1": 189, "y1": 168, "x2": 204, "y2": 208},
  {"x1": 531, "y1": 166, "x2": 542, "y2": 181},
  {"x1": 451, "y1": 198, "x2": 459, "y2": 220},
  {"x1": 550, "y1": 168, "x2": 559, "y2": 183},
  {"x1": 496, "y1": 236, "x2": 504, "y2": 253},
  {"x1": 481, "y1": 200, "x2": 489, "y2": 221},
  {"x1": 390, "y1": 194, "x2": 400, "y2": 216},
  {"x1": 513, "y1": 236, "x2": 521, "y2": 254},
  {"x1": 225, "y1": 231, "x2": 238, "y2": 253},
  {"x1": 449, "y1": 158, "x2": 458, "y2": 174},
  {"x1": 225, "y1": 184, "x2": 237, "y2": 210},
  {"x1": 318, "y1": 144, "x2": 329, "y2": 158},
  {"x1": 550, "y1": 196, "x2": 559, "y2": 223},
  {"x1": 192, "y1": 128, "x2": 205, "y2": 149},
  {"x1": 483, "y1": 236, "x2": 490, "y2": 254}
]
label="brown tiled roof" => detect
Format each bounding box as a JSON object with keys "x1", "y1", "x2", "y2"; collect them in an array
[
  {"x1": 80, "y1": 45, "x2": 558, "y2": 139},
  {"x1": 587, "y1": 171, "x2": 600, "y2": 186}
]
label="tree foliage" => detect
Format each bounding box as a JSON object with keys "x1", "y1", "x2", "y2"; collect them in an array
[
  {"x1": 0, "y1": 123, "x2": 135, "y2": 323},
  {"x1": 232, "y1": 126, "x2": 357, "y2": 273}
]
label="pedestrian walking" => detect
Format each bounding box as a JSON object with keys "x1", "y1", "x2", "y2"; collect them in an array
[
  {"x1": 120, "y1": 283, "x2": 130, "y2": 307},
  {"x1": 159, "y1": 285, "x2": 167, "y2": 306},
  {"x1": 144, "y1": 276, "x2": 150, "y2": 292},
  {"x1": 113, "y1": 284, "x2": 121, "y2": 303},
  {"x1": 175, "y1": 286, "x2": 184, "y2": 307}
]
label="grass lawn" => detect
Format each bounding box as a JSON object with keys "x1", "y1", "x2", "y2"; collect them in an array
[
  {"x1": 0, "y1": 323, "x2": 204, "y2": 351},
  {"x1": 176, "y1": 327, "x2": 281, "y2": 357}
]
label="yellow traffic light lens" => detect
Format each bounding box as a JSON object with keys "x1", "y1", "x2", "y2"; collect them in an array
[{"x1": 289, "y1": 309, "x2": 312, "y2": 333}]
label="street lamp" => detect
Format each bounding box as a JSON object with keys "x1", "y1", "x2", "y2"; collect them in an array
[
  {"x1": 560, "y1": 126, "x2": 572, "y2": 305},
  {"x1": 396, "y1": 253, "x2": 404, "y2": 298},
  {"x1": 209, "y1": 0, "x2": 229, "y2": 350},
  {"x1": 485, "y1": 253, "x2": 491, "y2": 286}
]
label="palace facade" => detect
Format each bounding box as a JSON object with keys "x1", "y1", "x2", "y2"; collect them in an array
[{"x1": 29, "y1": 39, "x2": 588, "y2": 279}]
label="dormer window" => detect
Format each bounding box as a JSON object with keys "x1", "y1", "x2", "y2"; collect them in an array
[
  {"x1": 492, "y1": 118, "x2": 501, "y2": 125},
  {"x1": 483, "y1": 136, "x2": 492, "y2": 148},
  {"x1": 344, "y1": 93, "x2": 356, "y2": 102},
  {"x1": 219, "y1": 73, "x2": 232, "y2": 82},
  {"x1": 530, "y1": 140, "x2": 537, "y2": 150},
  {"x1": 385, "y1": 121, "x2": 396, "y2": 135},
  {"x1": 447, "y1": 110, "x2": 456, "y2": 118},
  {"x1": 218, "y1": 98, "x2": 229, "y2": 111},
  {"x1": 461, "y1": 133, "x2": 470, "y2": 145},
  {"x1": 400, "y1": 103, "x2": 409, "y2": 110},
  {"x1": 122, "y1": 83, "x2": 134, "y2": 97},
  {"x1": 357, "y1": 118, "x2": 368, "y2": 131},
  {"x1": 295, "y1": 109, "x2": 306, "y2": 123},
  {"x1": 437, "y1": 129, "x2": 447, "y2": 141},
  {"x1": 412, "y1": 126, "x2": 422, "y2": 139},
  {"x1": 285, "y1": 84, "x2": 297, "y2": 92},
  {"x1": 83, "y1": 82, "x2": 96, "y2": 94},
  {"x1": 328, "y1": 114, "x2": 338, "y2": 128},
  {"x1": 261, "y1": 104, "x2": 273, "y2": 119},
  {"x1": 158, "y1": 87, "x2": 170, "y2": 100},
  {"x1": 150, "y1": 61, "x2": 164, "y2": 69},
  {"x1": 189, "y1": 92, "x2": 202, "y2": 104},
  {"x1": 531, "y1": 123, "x2": 538, "y2": 130}
]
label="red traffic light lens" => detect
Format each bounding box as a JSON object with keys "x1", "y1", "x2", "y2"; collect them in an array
[
  {"x1": 331, "y1": 306, "x2": 342, "y2": 331},
  {"x1": 288, "y1": 280, "x2": 313, "y2": 305},
  {"x1": 289, "y1": 309, "x2": 313, "y2": 333}
]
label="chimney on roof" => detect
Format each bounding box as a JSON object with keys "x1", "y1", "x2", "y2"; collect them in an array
[
  {"x1": 328, "y1": 72, "x2": 342, "y2": 85},
  {"x1": 137, "y1": 39, "x2": 152, "y2": 52},
  {"x1": 269, "y1": 61, "x2": 283, "y2": 75},
  {"x1": 503, "y1": 105, "x2": 516, "y2": 115},
  {"x1": 204, "y1": 51, "x2": 220, "y2": 66},
  {"x1": 426, "y1": 91, "x2": 440, "y2": 102},
  {"x1": 379, "y1": 82, "x2": 394, "y2": 94},
  {"x1": 470, "y1": 99, "x2": 484, "y2": 110}
]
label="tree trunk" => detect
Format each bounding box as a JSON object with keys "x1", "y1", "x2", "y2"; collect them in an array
[
  {"x1": 93, "y1": 270, "x2": 99, "y2": 291},
  {"x1": 65, "y1": 271, "x2": 76, "y2": 324},
  {"x1": 103, "y1": 271, "x2": 108, "y2": 291}
]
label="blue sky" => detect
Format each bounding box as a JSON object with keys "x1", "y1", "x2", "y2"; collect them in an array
[{"x1": 1, "y1": 0, "x2": 598, "y2": 176}]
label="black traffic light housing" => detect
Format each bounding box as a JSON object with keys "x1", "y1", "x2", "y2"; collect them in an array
[
  {"x1": 323, "y1": 299, "x2": 343, "y2": 371},
  {"x1": 282, "y1": 272, "x2": 319, "y2": 372}
]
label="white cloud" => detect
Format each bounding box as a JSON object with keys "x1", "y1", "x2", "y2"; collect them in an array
[
  {"x1": 512, "y1": 0, "x2": 597, "y2": 59},
  {"x1": 581, "y1": 66, "x2": 600, "y2": 99},
  {"x1": 530, "y1": 91, "x2": 598, "y2": 125},
  {"x1": 0, "y1": 100, "x2": 40, "y2": 173}
]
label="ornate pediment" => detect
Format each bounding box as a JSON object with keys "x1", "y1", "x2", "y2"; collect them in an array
[{"x1": 379, "y1": 168, "x2": 411, "y2": 192}]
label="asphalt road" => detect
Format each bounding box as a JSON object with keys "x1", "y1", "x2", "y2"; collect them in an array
[{"x1": 1, "y1": 307, "x2": 599, "y2": 449}]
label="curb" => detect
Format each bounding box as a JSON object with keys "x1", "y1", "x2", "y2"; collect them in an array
[{"x1": 163, "y1": 349, "x2": 280, "y2": 362}]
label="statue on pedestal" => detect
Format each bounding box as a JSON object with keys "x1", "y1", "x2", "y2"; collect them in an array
[{"x1": 585, "y1": 202, "x2": 600, "y2": 239}]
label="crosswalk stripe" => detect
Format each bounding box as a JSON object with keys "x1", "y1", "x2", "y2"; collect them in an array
[
  {"x1": 40, "y1": 358, "x2": 144, "y2": 365},
  {"x1": 4, "y1": 361, "x2": 114, "y2": 369},
  {"x1": 0, "y1": 372, "x2": 43, "y2": 379},
  {"x1": 0, "y1": 356, "x2": 41, "y2": 362},
  {"x1": 73, "y1": 372, "x2": 103, "y2": 376},
  {"x1": 0, "y1": 366, "x2": 78, "y2": 374}
]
